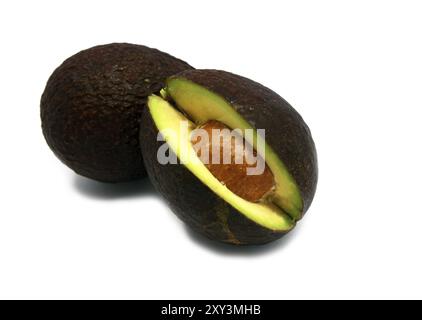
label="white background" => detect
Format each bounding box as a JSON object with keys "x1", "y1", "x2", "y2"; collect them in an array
[{"x1": 0, "y1": 0, "x2": 421, "y2": 300}]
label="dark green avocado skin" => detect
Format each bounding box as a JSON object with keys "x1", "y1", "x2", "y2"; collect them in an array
[
  {"x1": 41, "y1": 43, "x2": 192, "y2": 182},
  {"x1": 140, "y1": 69, "x2": 318, "y2": 245}
]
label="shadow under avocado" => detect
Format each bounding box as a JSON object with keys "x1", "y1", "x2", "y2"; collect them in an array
[
  {"x1": 73, "y1": 175, "x2": 158, "y2": 200},
  {"x1": 184, "y1": 223, "x2": 301, "y2": 256},
  {"x1": 73, "y1": 173, "x2": 299, "y2": 255}
]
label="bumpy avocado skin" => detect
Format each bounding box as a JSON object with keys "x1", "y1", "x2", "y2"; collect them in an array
[
  {"x1": 141, "y1": 69, "x2": 318, "y2": 245},
  {"x1": 41, "y1": 43, "x2": 193, "y2": 182}
]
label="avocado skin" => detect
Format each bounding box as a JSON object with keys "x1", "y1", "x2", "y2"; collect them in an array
[
  {"x1": 41, "y1": 43, "x2": 193, "y2": 182},
  {"x1": 141, "y1": 69, "x2": 318, "y2": 245}
]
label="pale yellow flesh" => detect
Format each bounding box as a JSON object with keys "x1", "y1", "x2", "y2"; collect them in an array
[
  {"x1": 166, "y1": 79, "x2": 303, "y2": 219},
  {"x1": 148, "y1": 95, "x2": 295, "y2": 231}
]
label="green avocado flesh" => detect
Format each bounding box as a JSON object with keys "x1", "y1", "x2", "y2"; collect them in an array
[{"x1": 148, "y1": 79, "x2": 303, "y2": 231}]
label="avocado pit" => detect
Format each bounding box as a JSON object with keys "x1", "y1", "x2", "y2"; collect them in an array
[{"x1": 191, "y1": 120, "x2": 275, "y2": 202}]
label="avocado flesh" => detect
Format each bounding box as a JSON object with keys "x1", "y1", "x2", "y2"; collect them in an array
[
  {"x1": 148, "y1": 95, "x2": 295, "y2": 231},
  {"x1": 165, "y1": 78, "x2": 303, "y2": 220}
]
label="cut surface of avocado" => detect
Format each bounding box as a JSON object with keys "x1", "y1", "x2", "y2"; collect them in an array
[
  {"x1": 148, "y1": 94, "x2": 299, "y2": 231},
  {"x1": 165, "y1": 78, "x2": 303, "y2": 220}
]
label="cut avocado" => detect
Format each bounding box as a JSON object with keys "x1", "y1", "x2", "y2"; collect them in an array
[
  {"x1": 165, "y1": 78, "x2": 303, "y2": 220},
  {"x1": 141, "y1": 69, "x2": 318, "y2": 245},
  {"x1": 41, "y1": 43, "x2": 192, "y2": 182},
  {"x1": 148, "y1": 94, "x2": 294, "y2": 231}
]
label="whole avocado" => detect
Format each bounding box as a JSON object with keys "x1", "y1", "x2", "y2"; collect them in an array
[{"x1": 41, "y1": 43, "x2": 192, "y2": 182}]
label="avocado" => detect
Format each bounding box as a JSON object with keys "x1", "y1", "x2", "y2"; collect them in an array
[
  {"x1": 140, "y1": 69, "x2": 318, "y2": 245},
  {"x1": 41, "y1": 43, "x2": 193, "y2": 182}
]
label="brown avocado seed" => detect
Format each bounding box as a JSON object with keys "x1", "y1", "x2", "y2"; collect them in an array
[{"x1": 191, "y1": 120, "x2": 275, "y2": 202}]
